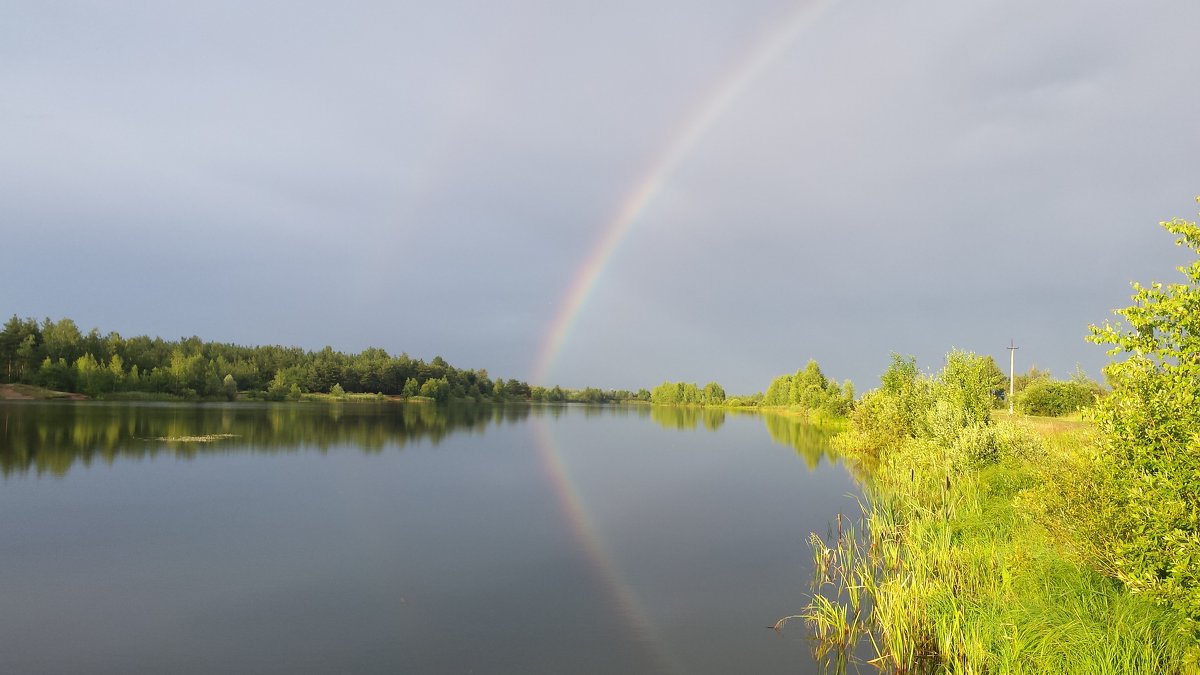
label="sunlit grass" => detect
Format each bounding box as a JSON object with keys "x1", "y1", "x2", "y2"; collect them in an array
[{"x1": 794, "y1": 415, "x2": 1199, "y2": 674}]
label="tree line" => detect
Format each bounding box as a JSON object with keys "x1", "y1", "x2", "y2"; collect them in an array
[
  {"x1": 0, "y1": 316, "x2": 538, "y2": 402},
  {"x1": 761, "y1": 359, "x2": 855, "y2": 416}
]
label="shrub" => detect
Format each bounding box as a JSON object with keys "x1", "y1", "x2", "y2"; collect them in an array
[
  {"x1": 1014, "y1": 379, "x2": 1098, "y2": 416},
  {"x1": 1086, "y1": 203, "x2": 1200, "y2": 621}
]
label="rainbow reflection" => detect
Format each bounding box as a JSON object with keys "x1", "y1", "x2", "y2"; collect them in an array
[{"x1": 530, "y1": 416, "x2": 684, "y2": 674}]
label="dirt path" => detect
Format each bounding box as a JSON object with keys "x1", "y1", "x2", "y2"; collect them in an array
[{"x1": 0, "y1": 384, "x2": 88, "y2": 400}]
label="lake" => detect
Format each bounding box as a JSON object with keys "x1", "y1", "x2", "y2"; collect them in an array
[{"x1": 0, "y1": 401, "x2": 861, "y2": 674}]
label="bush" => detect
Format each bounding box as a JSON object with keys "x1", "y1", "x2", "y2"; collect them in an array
[
  {"x1": 1086, "y1": 203, "x2": 1200, "y2": 621},
  {"x1": 1014, "y1": 379, "x2": 1098, "y2": 416},
  {"x1": 836, "y1": 351, "x2": 999, "y2": 463}
]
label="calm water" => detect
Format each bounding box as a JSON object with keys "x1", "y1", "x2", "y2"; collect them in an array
[{"x1": 0, "y1": 401, "x2": 860, "y2": 674}]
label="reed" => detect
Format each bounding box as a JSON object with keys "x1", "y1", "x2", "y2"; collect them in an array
[{"x1": 789, "y1": 359, "x2": 1198, "y2": 673}]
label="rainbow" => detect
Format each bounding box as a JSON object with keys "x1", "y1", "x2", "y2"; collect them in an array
[
  {"x1": 531, "y1": 416, "x2": 685, "y2": 673},
  {"x1": 532, "y1": 0, "x2": 838, "y2": 385}
]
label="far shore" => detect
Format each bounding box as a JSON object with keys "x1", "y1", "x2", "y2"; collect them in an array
[{"x1": 0, "y1": 383, "x2": 88, "y2": 401}]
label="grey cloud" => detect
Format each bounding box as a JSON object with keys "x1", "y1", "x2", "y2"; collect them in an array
[{"x1": 3, "y1": 0, "x2": 1199, "y2": 392}]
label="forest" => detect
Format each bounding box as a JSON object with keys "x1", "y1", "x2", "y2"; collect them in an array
[{"x1": 0, "y1": 319, "x2": 544, "y2": 402}]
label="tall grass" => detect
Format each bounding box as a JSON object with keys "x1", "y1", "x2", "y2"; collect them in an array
[
  {"x1": 797, "y1": 424, "x2": 1198, "y2": 673},
  {"x1": 789, "y1": 353, "x2": 1198, "y2": 673}
]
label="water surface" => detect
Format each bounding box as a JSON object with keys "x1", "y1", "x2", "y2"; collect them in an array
[{"x1": 0, "y1": 401, "x2": 859, "y2": 674}]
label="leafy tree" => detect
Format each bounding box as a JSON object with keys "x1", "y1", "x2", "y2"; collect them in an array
[
  {"x1": 14, "y1": 334, "x2": 38, "y2": 383},
  {"x1": 702, "y1": 381, "x2": 726, "y2": 405},
  {"x1": 268, "y1": 367, "x2": 305, "y2": 401},
  {"x1": 402, "y1": 378, "x2": 419, "y2": 397},
  {"x1": 108, "y1": 354, "x2": 126, "y2": 392},
  {"x1": 840, "y1": 379, "x2": 855, "y2": 412},
  {"x1": 1012, "y1": 366, "x2": 1052, "y2": 398},
  {"x1": 763, "y1": 374, "x2": 792, "y2": 406},
  {"x1": 35, "y1": 357, "x2": 74, "y2": 392},
  {"x1": 74, "y1": 353, "x2": 110, "y2": 397},
  {"x1": 41, "y1": 318, "x2": 82, "y2": 364},
  {"x1": 932, "y1": 349, "x2": 1002, "y2": 430},
  {"x1": 761, "y1": 360, "x2": 852, "y2": 415},
  {"x1": 420, "y1": 377, "x2": 450, "y2": 402},
  {"x1": 790, "y1": 360, "x2": 828, "y2": 407},
  {"x1": 978, "y1": 355, "x2": 1007, "y2": 405},
  {"x1": 1085, "y1": 202, "x2": 1200, "y2": 619},
  {"x1": 1, "y1": 316, "x2": 40, "y2": 381},
  {"x1": 223, "y1": 374, "x2": 238, "y2": 401}
]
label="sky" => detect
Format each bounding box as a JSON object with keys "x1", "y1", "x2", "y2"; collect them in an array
[{"x1": 2, "y1": 0, "x2": 1199, "y2": 394}]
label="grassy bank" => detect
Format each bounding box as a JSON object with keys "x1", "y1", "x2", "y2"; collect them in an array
[{"x1": 789, "y1": 354, "x2": 1198, "y2": 673}]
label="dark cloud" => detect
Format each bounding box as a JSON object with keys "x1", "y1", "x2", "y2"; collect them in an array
[{"x1": 3, "y1": 0, "x2": 1199, "y2": 392}]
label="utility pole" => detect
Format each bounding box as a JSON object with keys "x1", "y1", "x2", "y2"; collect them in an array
[{"x1": 1007, "y1": 339, "x2": 1019, "y2": 415}]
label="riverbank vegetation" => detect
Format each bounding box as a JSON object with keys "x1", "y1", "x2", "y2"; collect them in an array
[
  {"x1": 1011, "y1": 365, "x2": 1106, "y2": 416},
  {"x1": 793, "y1": 207, "x2": 1200, "y2": 672},
  {"x1": 649, "y1": 380, "x2": 727, "y2": 405},
  {"x1": 646, "y1": 360, "x2": 853, "y2": 415},
  {"x1": 759, "y1": 360, "x2": 856, "y2": 423}
]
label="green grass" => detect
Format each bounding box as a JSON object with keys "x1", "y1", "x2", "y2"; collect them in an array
[{"x1": 799, "y1": 418, "x2": 1199, "y2": 674}]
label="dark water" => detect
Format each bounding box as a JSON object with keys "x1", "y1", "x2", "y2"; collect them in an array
[{"x1": 0, "y1": 401, "x2": 860, "y2": 674}]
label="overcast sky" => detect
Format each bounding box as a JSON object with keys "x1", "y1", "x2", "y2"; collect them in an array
[{"x1": 3, "y1": 0, "x2": 1199, "y2": 393}]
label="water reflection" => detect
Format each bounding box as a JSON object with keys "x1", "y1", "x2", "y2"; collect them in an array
[
  {"x1": 648, "y1": 405, "x2": 728, "y2": 431},
  {"x1": 0, "y1": 401, "x2": 528, "y2": 477},
  {"x1": 760, "y1": 413, "x2": 841, "y2": 469},
  {"x1": 0, "y1": 401, "x2": 848, "y2": 478}
]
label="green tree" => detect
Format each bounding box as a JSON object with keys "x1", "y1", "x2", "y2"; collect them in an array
[
  {"x1": 763, "y1": 374, "x2": 792, "y2": 406},
  {"x1": 1013, "y1": 365, "x2": 1052, "y2": 398},
  {"x1": 223, "y1": 374, "x2": 238, "y2": 401},
  {"x1": 420, "y1": 377, "x2": 449, "y2": 402},
  {"x1": 108, "y1": 354, "x2": 126, "y2": 392},
  {"x1": 41, "y1": 318, "x2": 82, "y2": 364},
  {"x1": 790, "y1": 360, "x2": 828, "y2": 407},
  {"x1": 35, "y1": 357, "x2": 74, "y2": 391},
  {"x1": 1, "y1": 316, "x2": 40, "y2": 381},
  {"x1": 14, "y1": 334, "x2": 38, "y2": 383},
  {"x1": 1085, "y1": 202, "x2": 1200, "y2": 618},
  {"x1": 74, "y1": 353, "x2": 109, "y2": 397},
  {"x1": 402, "y1": 377, "x2": 419, "y2": 397}
]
